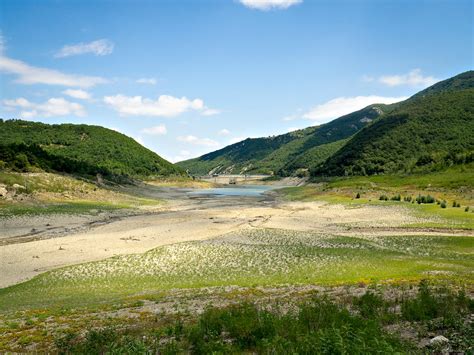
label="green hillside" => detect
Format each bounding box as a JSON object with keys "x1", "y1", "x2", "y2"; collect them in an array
[
  {"x1": 0, "y1": 120, "x2": 184, "y2": 180},
  {"x1": 178, "y1": 104, "x2": 392, "y2": 175},
  {"x1": 316, "y1": 71, "x2": 474, "y2": 176}
]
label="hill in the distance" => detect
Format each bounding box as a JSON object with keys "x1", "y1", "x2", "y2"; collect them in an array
[
  {"x1": 178, "y1": 104, "x2": 393, "y2": 176},
  {"x1": 0, "y1": 120, "x2": 183, "y2": 180},
  {"x1": 178, "y1": 71, "x2": 473, "y2": 178},
  {"x1": 316, "y1": 71, "x2": 474, "y2": 176}
]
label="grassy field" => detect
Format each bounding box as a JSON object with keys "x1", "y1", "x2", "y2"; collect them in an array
[
  {"x1": 280, "y1": 167, "x2": 474, "y2": 229},
  {"x1": 0, "y1": 172, "x2": 162, "y2": 216},
  {"x1": 1, "y1": 228, "x2": 472, "y2": 312}
]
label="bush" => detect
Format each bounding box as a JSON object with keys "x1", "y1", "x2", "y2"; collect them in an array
[
  {"x1": 440, "y1": 200, "x2": 447, "y2": 208},
  {"x1": 379, "y1": 195, "x2": 389, "y2": 201},
  {"x1": 404, "y1": 196, "x2": 412, "y2": 202},
  {"x1": 355, "y1": 192, "x2": 360, "y2": 199},
  {"x1": 465, "y1": 206, "x2": 470, "y2": 212},
  {"x1": 416, "y1": 195, "x2": 435, "y2": 204},
  {"x1": 390, "y1": 194, "x2": 401, "y2": 201}
]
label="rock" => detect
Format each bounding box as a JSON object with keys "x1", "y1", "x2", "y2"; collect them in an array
[
  {"x1": 430, "y1": 335, "x2": 449, "y2": 346},
  {"x1": 0, "y1": 185, "x2": 7, "y2": 198}
]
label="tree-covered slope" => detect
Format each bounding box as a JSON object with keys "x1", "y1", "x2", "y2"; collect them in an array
[
  {"x1": 178, "y1": 104, "x2": 391, "y2": 175},
  {"x1": 315, "y1": 71, "x2": 474, "y2": 176},
  {"x1": 0, "y1": 120, "x2": 183, "y2": 179}
]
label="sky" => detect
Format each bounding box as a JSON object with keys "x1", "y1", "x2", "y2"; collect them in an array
[{"x1": 0, "y1": 0, "x2": 472, "y2": 162}]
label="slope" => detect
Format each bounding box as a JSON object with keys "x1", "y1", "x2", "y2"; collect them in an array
[
  {"x1": 0, "y1": 119, "x2": 183, "y2": 179},
  {"x1": 178, "y1": 104, "x2": 392, "y2": 175},
  {"x1": 315, "y1": 71, "x2": 474, "y2": 176}
]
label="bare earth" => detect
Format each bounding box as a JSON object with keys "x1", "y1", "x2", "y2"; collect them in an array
[{"x1": 1, "y1": 186, "x2": 473, "y2": 288}]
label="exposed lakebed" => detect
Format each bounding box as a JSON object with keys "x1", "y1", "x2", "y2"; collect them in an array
[{"x1": 187, "y1": 185, "x2": 279, "y2": 197}]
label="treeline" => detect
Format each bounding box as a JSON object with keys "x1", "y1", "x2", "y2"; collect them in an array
[{"x1": 0, "y1": 119, "x2": 184, "y2": 180}]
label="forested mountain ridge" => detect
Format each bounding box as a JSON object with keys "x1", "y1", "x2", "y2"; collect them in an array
[
  {"x1": 178, "y1": 104, "x2": 392, "y2": 175},
  {"x1": 0, "y1": 120, "x2": 184, "y2": 180},
  {"x1": 315, "y1": 71, "x2": 474, "y2": 176}
]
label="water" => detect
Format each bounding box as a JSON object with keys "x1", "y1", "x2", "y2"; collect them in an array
[{"x1": 187, "y1": 185, "x2": 277, "y2": 197}]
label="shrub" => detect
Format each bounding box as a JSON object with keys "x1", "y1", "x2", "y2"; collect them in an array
[
  {"x1": 390, "y1": 194, "x2": 401, "y2": 201},
  {"x1": 379, "y1": 195, "x2": 389, "y2": 201},
  {"x1": 404, "y1": 196, "x2": 412, "y2": 202},
  {"x1": 465, "y1": 206, "x2": 470, "y2": 212},
  {"x1": 416, "y1": 195, "x2": 435, "y2": 204},
  {"x1": 440, "y1": 200, "x2": 447, "y2": 208},
  {"x1": 355, "y1": 192, "x2": 360, "y2": 199}
]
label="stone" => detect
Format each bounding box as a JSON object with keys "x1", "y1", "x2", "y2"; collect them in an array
[{"x1": 429, "y1": 335, "x2": 449, "y2": 346}]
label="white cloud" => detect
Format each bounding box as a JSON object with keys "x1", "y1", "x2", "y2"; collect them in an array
[
  {"x1": 55, "y1": 39, "x2": 114, "y2": 58},
  {"x1": 303, "y1": 95, "x2": 407, "y2": 123},
  {"x1": 239, "y1": 0, "x2": 302, "y2": 10},
  {"x1": 378, "y1": 69, "x2": 438, "y2": 87},
  {"x1": 201, "y1": 108, "x2": 221, "y2": 116},
  {"x1": 0, "y1": 55, "x2": 107, "y2": 87},
  {"x1": 103, "y1": 94, "x2": 218, "y2": 118},
  {"x1": 3, "y1": 97, "x2": 86, "y2": 118},
  {"x1": 177, "y1": 135, "x2": 219, "y2": 147},
  {"x1": 172, "y1": 150, "x2": 193, "y2": 163},
  {"x1": 62, "y1": 88, "x2": 91, "y2": 100},
  {"x1": 218, "y1": 128, "x2": 231, "y2": 136},
  {"x1": 136, "y1": 78, "x2": 157, "y2": 85},
  {"x1": 141, "y1": 124, "x2": 167, "y2": 135},
  {"x1": 282, "y1": 114, "x2": 297, "y2": 121}
]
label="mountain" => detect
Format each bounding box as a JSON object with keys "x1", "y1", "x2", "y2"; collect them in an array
[
  {"x1": 315, "y1": 71, "x2": 474, "y2": 176},
  {"x1": 178, "y1": 104, "x2": 393, "y2": 176},
  {"x1": 0, "y1": 120, "x2": 184, "y2": 180}
]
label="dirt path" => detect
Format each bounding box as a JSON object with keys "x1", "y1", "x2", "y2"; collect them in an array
[{"x1": 1, "y1": 188, "x2": 473, "y2": 288}]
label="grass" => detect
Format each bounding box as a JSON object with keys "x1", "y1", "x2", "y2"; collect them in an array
[
  {"x1": 2, "y1": 282, "x2": 472, "y2": 353},
  {"x1": 0, "y1": 172, "x2": 162, "y2": 216},
  {"x1": 279, "y1": 167, "x2": 474, "y2": 229},
  {"x1": 1, "y1": 228, "x2": 472, "y2": 311}
]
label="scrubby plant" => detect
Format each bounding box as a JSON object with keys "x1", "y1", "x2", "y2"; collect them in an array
[
  {"x1": 440, "y1": 200, "x2": 447, "y2": 208},
  {"x1": 465, "y1": 206, "x2": 470, "y2": 212},
  {"x1": 390, "y1": 194, "x2": 401, "y2": 201},
  {"x1": 404, "y1": 196, "x2": 412, "y2": 202},
  {"x1": 416, "y1": 195, "x2": 435, "y2": 204},
  {"x1": 355, "y1": 192, "x2": 360, "y2": 199},
  {"x1": 379, "y1": 194, "x2": 389, "y2": 201}
]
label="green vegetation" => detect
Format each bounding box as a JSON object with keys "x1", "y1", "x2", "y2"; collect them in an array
[
  {"x1": 178, "y1": 104, "x2": 389, "y2": 175},
  {"x1": 316, "y1": 71, "x2": 474, "y2": 176},
  {"x1": 179, "y1": 71, "x2": 473, "y2": 178},
  {"x1": 1, "y1": 228, "x2": 472, "y2": 311},
  {"x1": 2, "y1": 282, "x2": 472, "y2": 353},
  {"x1": 0, "y1": 120, "x2": 184, "y2": 180}
]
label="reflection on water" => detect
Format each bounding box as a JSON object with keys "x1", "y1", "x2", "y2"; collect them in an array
[{"x1": 187, "y1": 185, "x2": 277, "y2": 197}]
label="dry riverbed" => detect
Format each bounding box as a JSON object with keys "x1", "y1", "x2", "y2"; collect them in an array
[{"x1": 1, "y1": 184, "x2": 473, "y2": 288}]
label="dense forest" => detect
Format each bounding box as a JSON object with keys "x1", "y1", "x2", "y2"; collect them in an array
[
  {"x1": 316, "y1": 71, "x2": 474, "y2": 176},
  {"x1": 179, "y1": 71, "x2": 473, "y2": 177},
  {"x1": 178, "y1": 104, "x2": 391, "y2": 175},
  {"x1": 0, "y1": 120, "x2": 184, "y2": 180}
]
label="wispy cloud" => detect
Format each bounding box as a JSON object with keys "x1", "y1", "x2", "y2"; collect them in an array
[
  {"x1": 62, "y1": 89, "x2": 91, "y2": 100},
  {"x1": 103, "y1": 94, "x2": 219, "y2": 117},
  {"x1": 172, "y1": 150, "x2": 193, "y2": 163},
  {"x1": 303, "y1": 95, "x2": 407, "y2": 123},
  {"x1": 0, "y1": 55, "x2": 107, "y2": 87},
  {"x1": 239, "y1": 0, "x2": 302, "y2": 10},
  {"x1": 218, "y1": 128, "x2": 231, "y2": 136},
  {"x1": 55, "y1": 39, "x2": 114, "y2": 58},
  {"x1": 136, "y1": 78, "x2": 157, "y2": 85},
  {"x1": 364, "y1": 69, "x2": 439, "y2": 88},
  {"x1": 177, "y1": 135, "x2": 219, "y2": 147},
  {"x1": 141, "y1": 124, "x2": 167, "y2": 135},
  {"x1": 3, "y1": 97, "x2": 86, "y2": 118}
]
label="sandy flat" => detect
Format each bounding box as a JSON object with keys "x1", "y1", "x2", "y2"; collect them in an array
[{"x1": 1, "y1": 190, "x2": 473, "y2": 288}]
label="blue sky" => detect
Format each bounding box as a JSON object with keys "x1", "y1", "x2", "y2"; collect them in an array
[{"x1": 0, "y1": 0, "x2": 472, "y2": 162}]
